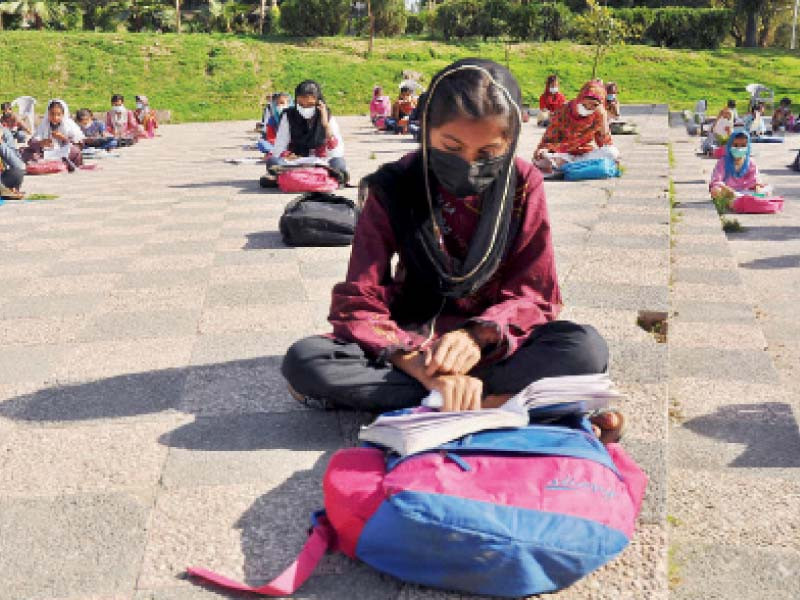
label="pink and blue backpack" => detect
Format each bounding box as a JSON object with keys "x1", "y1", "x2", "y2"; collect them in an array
[{"x1": 188, "y1": 416, "x2": 647, "y2": 597}]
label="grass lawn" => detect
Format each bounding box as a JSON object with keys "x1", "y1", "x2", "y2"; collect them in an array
[{"x1": 1, "y1": 32, "x2": 798, "y2": 122}]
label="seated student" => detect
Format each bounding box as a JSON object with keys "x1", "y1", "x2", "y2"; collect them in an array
[
  {"x1": 0, "y1": 126, "x2": 26, "y2": 199},
  {"x1": 538, "y1": 74, "x2": 565, "y2": 127},
  {"x1": 605, "y1": 82, "x2": 621, "y2": 120},
  {"x1": 1, "y1": 102, "x2": 31, "y2": 143},
  {"x1": 281, "y1": 58, "x2": 621, "y2": 439},
  {"x1": 742, "y1": 102, "x2": 767, "y2": 137},
  {"x1": 134, "y1": 95, "x2": 158, "y2": 138},
  {"x1": 75, "y1": 108, "x2": 118, "y2": 150},
  {"x1": 265, "y1": 80, "x2": 347, "y2": 178},
  {"x1": 24, "y1": 99, "x2": 84, "y2": 168},
  {"x1": 106, "y1": 94, "x2": 144, "y2": 140},
  {"x1": 258, "y1": 92, "x2": 291, "y2": 154},
  {"x1": 533, "y1": 80, "x2": 619, "y2": 173},
  {"x1": 772, "y1": 97, "x2": 795, "y2": 132},
  {"x1": 709, "y1": 129, "x2": 766, "y2": 204},
  {"x1": 369, "y1": 86, "x2": 392, "y2": 128},
  {"x1": 726, "y1": 99, "x2": 739, "y2": 123},
  {"x1": 391, "y1": 86, "x2": 417, "y2": 134},
  {"x1": 711, "y1": 107, "x2": 734, "y2": 145}
]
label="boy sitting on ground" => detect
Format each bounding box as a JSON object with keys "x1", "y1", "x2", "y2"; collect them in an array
[{"x1": 76, "y1": 109, "x2": 118, "y2": 150}]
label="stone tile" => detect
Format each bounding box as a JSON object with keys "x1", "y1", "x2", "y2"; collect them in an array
[
  {"x1": 0, "y1": 367, "x2": 189, "y2": 425},
  {"x1": 51, "y1": 337, "x2": 195, "y2": 382},
  {"x1": 669, "y1": 468, "x2": 800, "y2": 551},
  {"x1": 669, "y1": 543, "x2": 800, "y2": 600},
  {"x1": 127, "y1": 254, "x2": 215, "y2": 272},
  {"x1": 672, "y1": 241, "x2": 732, "y2": 257},
  {"x1": 45, "y1": 257, "x2": 133, "y2": 276},
  {"x1": 670, "y1": 321, "x2": 767, "y2": 350},
  {"x1": 177, "y1": 355, "x2": 302, "y2": 416},
  {"x1": 0, "y1": 292, "x2": 106, "y2": 319},
  {"x1": 585, "y1": 233, "x2": 668, "y2": 249},
  {"x1": 0, "y1": 491, "x2": 150, "y2": 600},
  {"x1": 162, "y1": 412, "x2": 343, "y2": 487},
  {"x1": 671, "y1": 282, "x2": 748, "y2": 304},
  {"x1": 79, "y1": 310, "x2": 200, "y2": 342},
  {"x1": 670, "y1": 347, "x2": 778, "y2": 383},
  {"x1": 0, "y1": 344, "x2": 65, "y2": 385},
  {"x1": 669, "y1": 377, "x2": 793, "y2": 420},
  {"x1": 204, "y1": 279, "x2": 307, "y2": 307},
  {"x1": 0, "y1": 419, "x2": 183, "y2": 496},
  {"x1": 299, "y1": 259, "x2": 348, "y2": 280},
  {"x1": 562, "y1": 281, "x2": 669, "y2": 312},
  {"x1": 98, "y1": 287, "x2": 207, "y2": 314},
  {"x1": 671, "y1": 301, "x2": 754, "y2": 323},
  {"x1": 673, "y1": 267, "x2": 741, "y2": 286},
  {"x1": 138, "y1": 477, "x2": 333, "y2": 589},
  {"x1": 118, "y1": 268, "x2": 212, "y2": 290},
  {"x1": 199, "y1": 303, "x2": 315, "y2": 335},
  {"x1": 0, "y1": 315, "x2": 90, "y2": 345}
]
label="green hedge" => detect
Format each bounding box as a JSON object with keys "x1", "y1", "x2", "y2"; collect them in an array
[{"x1": 613, "y1": 7, "x2": 732, "y2": 49}]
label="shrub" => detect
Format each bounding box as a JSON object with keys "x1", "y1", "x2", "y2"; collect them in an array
[
  {"x1": 280, "y1": 0, "x2": 350, "y2": 36},
  {"x1": 373, "y1": 0, "x2": 407, "y2": 36},
  {"x1": 433, "y1": 0, "x2": 481, "y2": 40},
  {"x1": 405, "y1": 13, "x2": 424, "y2": 35},
  {"x1": 508, "y1": 2, "x2": 573, "y2": 41},
  {"x1": 474, "y1": 0, "x2": 511, "y2": 40},
  {"x1": 613, "y1": 7, "x2": 732, "y2": 49}
]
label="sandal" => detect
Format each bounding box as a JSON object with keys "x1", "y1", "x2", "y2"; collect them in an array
[
  {"x1": 589, "y1": 409, "x2": 625, "y2": 444},
  {"x1": 0, "y1": 186, "x2": 25, "y2": 200},
  {"x1": 287, "y1": 383, "x2": 334, "y2": 411}
]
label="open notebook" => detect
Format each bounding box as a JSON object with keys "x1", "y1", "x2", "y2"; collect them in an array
[{"x1": 358, "y1": 373, "x2": 622, "y2": 456}]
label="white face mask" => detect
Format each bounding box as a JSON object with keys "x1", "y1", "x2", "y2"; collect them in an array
[
  {"x1": 298, "y1": 106, "x2": 317, "y2": 119},
  {"x1": 576, "y1": 103, "x2": 595, "y2": 117},
  {"x1": 112, "y1": 105, "x2": 126, "y2": 114},
  {"x1": 135, "y1": 102, "x2": 143, "y2": 109},
  {"x1": 549, "y1": 87, "x2": 559, "y2": 94}
]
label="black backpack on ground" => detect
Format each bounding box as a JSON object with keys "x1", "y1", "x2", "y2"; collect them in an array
[{"x1": 279, "y1": 192, "x2": 358, "y2": 246}]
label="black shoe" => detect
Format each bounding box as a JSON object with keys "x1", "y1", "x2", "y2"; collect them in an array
[{"x1": 259, "y1": 174, "x2": 278, "y2": 188}]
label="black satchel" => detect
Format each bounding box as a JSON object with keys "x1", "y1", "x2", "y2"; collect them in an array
[{"x1": 279, "y1": 193, "x2": 358, "y2": 247}]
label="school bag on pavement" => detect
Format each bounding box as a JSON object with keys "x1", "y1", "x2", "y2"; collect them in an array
[
  {"x1": 187, "y1": 415, "x2": 648, "y2": 598},
  {"x1": 562, "y1": 158, "x2": 620, "y2": 181},
  {"x1": 26, "y1": 160, "x2": 67, "y2": 175},
  {"x1": 732, "y1": 194, "x2": 784, "y2": 214},
  {"x1": 279, "y1": 192, "x2": 358, "y2": 246}
]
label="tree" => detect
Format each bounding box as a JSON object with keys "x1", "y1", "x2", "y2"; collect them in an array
[
  {"x1": 714, "y1": 0, "x2": 792, "y2": 46},
  {"x1": 0, "y1": 1, "x2": 50, "y2": 30},
  {"x1": 573, "y1": 0, "x2": 627, "y2": 78},
  {"x1": 175, "y1": 0, "x2": 180, "y2": 31}
]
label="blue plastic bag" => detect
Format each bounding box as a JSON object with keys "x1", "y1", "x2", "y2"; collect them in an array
[{"x1": 562, "y1": 158, "x2": 620, "y2": 181}]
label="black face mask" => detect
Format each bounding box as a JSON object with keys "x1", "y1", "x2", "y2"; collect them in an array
[{"x1": 428, "y1": 148, "x2": 506, "y2": 197}]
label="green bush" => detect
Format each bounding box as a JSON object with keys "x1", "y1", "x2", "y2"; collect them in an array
[
  {"x1": 280, "y1": 0, "x2": 350, "y2": 36},
  {"x1": 613, "y1": 7, "x2": 732, "y2": 49},
  {"x1": 474, "y1": 0, "x2": 511, "y2": 40},
  {"x1": 373, "y1": 0, "x2": 407, "y2": 36},
  {"x1": 508, "y1": 2, "x2": 573, "y2": 41},
  {"x1": 405, "y1": 14, "x2": 424, "y2": 35},
  {"x1": 433, "y1": 0, "x2": 481, "y2": 40}
]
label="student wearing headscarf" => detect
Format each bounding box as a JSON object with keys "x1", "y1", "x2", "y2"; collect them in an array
[
  {"x1": 281, "y1": 58, "x2": 614, "y2": 433},
  {"x1": 258, "y1": 92, "x2": 291, "y2": 154},
  {"x1": 106, "y1": 94, "x2": 144, "y2": 140},
  {"x1": 709, "y1": 129, "x2": 767, "y2": 201},
  {"x1": 134, "y1": 95, "x2": 158, "y2": 138},
  {"x1": 24, "y1": 99, "x2": 85, "y2": 167},
  {"x1": 533, "y1": 80, "x2": 618, "y2": 173},
  {"x1": 537, "y1": 74, "x2": 565, "y2": 127},
  {"x1": 265, "y1": 80, "x2": 347, "y2": 178},
  {"x1": 369, "y1": 85, "x2": 392, "y2": 125}
]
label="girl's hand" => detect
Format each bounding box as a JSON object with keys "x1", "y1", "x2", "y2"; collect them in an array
[
  {"x1": 41, "y1": 139, "x2": 53, "y2": 148},
  {"x1": 426, "y1": 374, "x2": 483, "y2": 412},
  {"x1": 51, "y1": 131, "x2": 67, "y2": 142},
  {"x1": 317, "y1": 101, "x2": 329, "y2": 127},
  {"x1": 424, "y1": 329, "x2": 482, "y2": 377}
]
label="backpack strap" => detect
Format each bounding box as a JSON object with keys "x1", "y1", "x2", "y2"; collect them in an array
[{"x1": 186, "y1": 513, "x2": 337, "y2": 595}]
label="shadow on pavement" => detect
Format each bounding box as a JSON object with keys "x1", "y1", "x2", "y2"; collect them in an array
[
  {"x1": 727, "y1": 226, "x2": 800, "y2": 241},
  {"x1": 243, "y1": 231, "x2": 287, "y2": 250},
  {"x1": 738, "y1": 254, "x2": 800, "y2": 270},
  {"x1": 169, "y1": 179, "x2": 267, "y2": 195},
  {"x1": 682, "y1": 402, "x2": 800, "y2": 468}
]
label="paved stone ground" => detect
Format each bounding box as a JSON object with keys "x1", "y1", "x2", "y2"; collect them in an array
[
  {"x1": 1, "y1": 108, "x2": 673, "y2": 600},
  {"x1": 667, "y1": 128, "x2": 800, "y2": 598}
]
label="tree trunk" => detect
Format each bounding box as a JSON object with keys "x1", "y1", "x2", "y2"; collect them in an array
[
  {"x1": 259, "y1": 0, "x2": 266, "y2": 34},
  {"x1": 175, "y1": 0, "x2": 181, "y2": 32},
  {"x1": 367, "y1": 0, "x2": 374, "y2": 54},
  {"x1": 0, "y1": 12, "x2": 4, "y2": 31},
  {"x1": 744, "y1": 7, "x2": 758, "y2": 47}
]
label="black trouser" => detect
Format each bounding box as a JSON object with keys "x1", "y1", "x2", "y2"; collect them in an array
[{"x1": 281, "y1": 320, "x2": 609, "y2": 412}]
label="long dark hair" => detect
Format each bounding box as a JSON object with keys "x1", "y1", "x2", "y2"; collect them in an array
[{"x1": 544, "y1": 74, "x2": 559, "y2": 95}]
